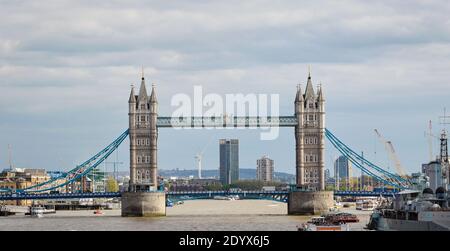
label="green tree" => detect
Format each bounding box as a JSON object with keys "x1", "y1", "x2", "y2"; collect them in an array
[
  {"x1": 105, "y1": 176, "x2": 119, "y2": 192},
  {"x1": 204, "y1": 183, "x2": 223, "y2": 191}
]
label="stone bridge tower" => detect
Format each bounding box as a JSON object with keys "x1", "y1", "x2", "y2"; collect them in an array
[
  {"x1": 295, "y1": 72, "x2": 325, "y2": 191},
  {"x1": 128, "y1": 72, "x2": 158, "y2": 192}
]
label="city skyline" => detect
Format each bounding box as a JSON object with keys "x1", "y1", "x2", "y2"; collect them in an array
[{"x1": 1, "y1": 1, "x2": 450, "y2": 176}]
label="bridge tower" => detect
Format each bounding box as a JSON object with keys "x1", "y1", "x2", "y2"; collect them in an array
[
  {"x1": 289, "y1": 71, "x2": 331, "y2": 215},
  {"x1": 295, "y1": 72, "x2": 325, "y2": 191},
  {"x1": 122, "y1": 71, "x2": 165, "y2": 217},
  {"x1": 128, "y1": 72, "x2": 158, "y2": 191}
]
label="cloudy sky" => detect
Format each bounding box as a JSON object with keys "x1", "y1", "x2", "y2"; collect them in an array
[{"x1": 1, "y1": 0, "x2": 450, "y2": 176}]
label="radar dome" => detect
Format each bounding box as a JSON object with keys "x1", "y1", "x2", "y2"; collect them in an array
[
  {"x1": 436, "y1": 187, "x2": 446, "y2": 194},
  {"x1": 423, "y1": 188, "x2": 434, "y2": 195}
]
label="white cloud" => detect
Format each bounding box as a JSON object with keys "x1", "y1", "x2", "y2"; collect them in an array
[{"x1": 0, "y1": 0, "x2": 449, "y2": 173}]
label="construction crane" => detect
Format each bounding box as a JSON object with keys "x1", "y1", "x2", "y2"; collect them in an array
[
  {"x1": 425, "y1": 120, "x2": 441, "y2": 161},
  {"x1": 424, "y1": 120, "x2": 438, "y2": 162},
  {"x1": 374, "y1": 129, "x2": 407, "y2": 177},
  {"x1": 195, "y1": 136, "x2": 215, "y2": 179}
]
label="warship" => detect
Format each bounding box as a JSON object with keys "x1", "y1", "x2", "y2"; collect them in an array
[{"x1": 367, "y1": 129, "x2": 450, "y2": 231}]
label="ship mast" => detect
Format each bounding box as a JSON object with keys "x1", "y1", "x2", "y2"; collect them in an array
[{"x1": 439, "y1": 108, "x2": 450, "y2": 186}]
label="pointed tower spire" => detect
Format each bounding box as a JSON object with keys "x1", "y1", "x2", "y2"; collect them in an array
[
  {"x1": 138, "y1": 68, "x2": 148, "y2": 102},
  {"x1": 304, "y1": 67, "x2": 315, "y2": 100},
  {"x1": 150, "y1": 82, "x2": 157, "y2": 103},
  {"x1": 318, "y1": 82, "x2": 324, "y2": 101},
  {"x1": 128, "y1": 84, "x2": 136, "y2": 103},
  {"x1": 295, "y1": 84, "x2": 303, "y2": 103},
  {"x1": 308, "y1": 64, "x2": 311, "y2": 79}
]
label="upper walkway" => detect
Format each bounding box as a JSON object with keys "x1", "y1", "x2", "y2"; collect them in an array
[{"x1": 156, "y1": 116, "x2": 298, "y2": 128}]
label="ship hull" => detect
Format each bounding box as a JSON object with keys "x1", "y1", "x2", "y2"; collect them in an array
[{"x1": 377, "y1": 217, "x2": 449, "y2": 231}]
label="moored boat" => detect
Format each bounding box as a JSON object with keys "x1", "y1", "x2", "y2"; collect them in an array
[{"x1": 298, "y1": 216, "x2": 350, "y2": 231}]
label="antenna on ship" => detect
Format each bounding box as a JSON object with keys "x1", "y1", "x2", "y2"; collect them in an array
[{"x1": 438, "y1": 107, "x2": 450, "y2": 185}]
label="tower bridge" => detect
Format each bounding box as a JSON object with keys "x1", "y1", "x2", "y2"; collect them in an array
[
  {"x1": 127, "y1": 71, "x2": 326, "y2": 194},
  {"x1": 0, "y1": 71, "x2": 410, "y2": 216},
  {"x1": 0, "y1": 190, "x2": 395, "y2": 201}
]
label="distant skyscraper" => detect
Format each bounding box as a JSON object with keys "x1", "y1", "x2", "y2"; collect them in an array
[
  {"x1": 256, "y1": 155, "x2": 274, "y2": 182},
  {"x1": 219, "y1": 139, "x2": 239, "y2": 185},
  {"x1": 334, "y1": 155, "x2": 352, "y2": 189},
  {"x1": 324, "y1": 169, "x2": 330, "y2": 182}
]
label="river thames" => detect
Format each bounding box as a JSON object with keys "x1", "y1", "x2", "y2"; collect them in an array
[{"x1": 0, "y1": 200, "x2": 371, "y2": 231}]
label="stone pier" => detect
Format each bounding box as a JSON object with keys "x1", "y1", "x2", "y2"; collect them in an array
[
  {"x1": 121, "y1": 192, "x2": 166, "y2": 217},
  {"x1": 288, "y1": 190, "x2": 333, "y2": 215}
]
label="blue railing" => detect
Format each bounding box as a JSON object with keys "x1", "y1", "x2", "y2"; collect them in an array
[{"x1": 0, "y1": 190, "x2": 395, "y2": 201}]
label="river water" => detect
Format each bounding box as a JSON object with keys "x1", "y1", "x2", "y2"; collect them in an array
[{"x1": 0, "y1": 200, "x2": 371, "y2": 231}]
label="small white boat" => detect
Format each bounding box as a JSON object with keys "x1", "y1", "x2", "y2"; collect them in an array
[
  {"x1": 361, "y1": 200, "x2": 377, "y2": 211},
  {"x1": 300, "y1": 222, "x2": 350, "y2": 231},
  {"x1": 30, "y1": 206, "x2": 45, "y2": 218},
  {"x1": 356, "y1": 200, "x2": 363, "y2": 210},
  {"x1": 213, "y1": 196, "x2": 232, "y2": 200}
]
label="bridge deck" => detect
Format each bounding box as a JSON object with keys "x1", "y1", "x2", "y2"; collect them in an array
[{"x1": 0, "y1": 190, "x2": 394, "y2": 200}]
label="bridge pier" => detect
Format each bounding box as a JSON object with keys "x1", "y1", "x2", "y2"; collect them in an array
[
  {"x1": 121, "y1": 192, "x2": 166, "y2": 217},
  {"x1": 288, "y1": 190, "x2": 333, "y2": 215}
]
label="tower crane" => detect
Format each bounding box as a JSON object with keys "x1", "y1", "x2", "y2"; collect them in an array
[{"x1": 374, "y1": 129, "x2": 407, "y2": 177}]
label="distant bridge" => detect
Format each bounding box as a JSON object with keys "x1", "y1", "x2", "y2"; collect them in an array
[{"x1": 0, "y1": 190, "x2": 395, "y2": 201}]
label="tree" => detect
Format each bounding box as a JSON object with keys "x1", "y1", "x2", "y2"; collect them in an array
[{"x1": 105, "y1": 176, "x2": 119, "y2": 192}]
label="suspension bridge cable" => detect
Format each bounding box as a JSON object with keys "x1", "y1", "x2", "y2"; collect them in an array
[
  {"x1": 12, "y1": 130, "x2": 129, "y2": 193},
  {"x1": 325, "y1": 129, "x2": 409, "y2": 185},
  {"x1": 325, "y1": 130, "x2": 408, "y2": 189}
]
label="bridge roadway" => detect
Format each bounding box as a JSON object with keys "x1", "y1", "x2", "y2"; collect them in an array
[{"x1": 0, "y1": 190, "x2": 394, "y2": 201}]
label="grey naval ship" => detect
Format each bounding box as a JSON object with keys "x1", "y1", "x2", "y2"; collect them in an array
[
  {"x1": 367, "y1": 129, "x2": 450, "y2": 231},
  {"x1": 367, "y1": 187, "x2": 450, "y2": 231}
]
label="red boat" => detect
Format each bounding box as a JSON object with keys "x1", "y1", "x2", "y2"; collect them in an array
[{"x1": 325, "y1": 212, "x2": 359, "y2": 224}]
